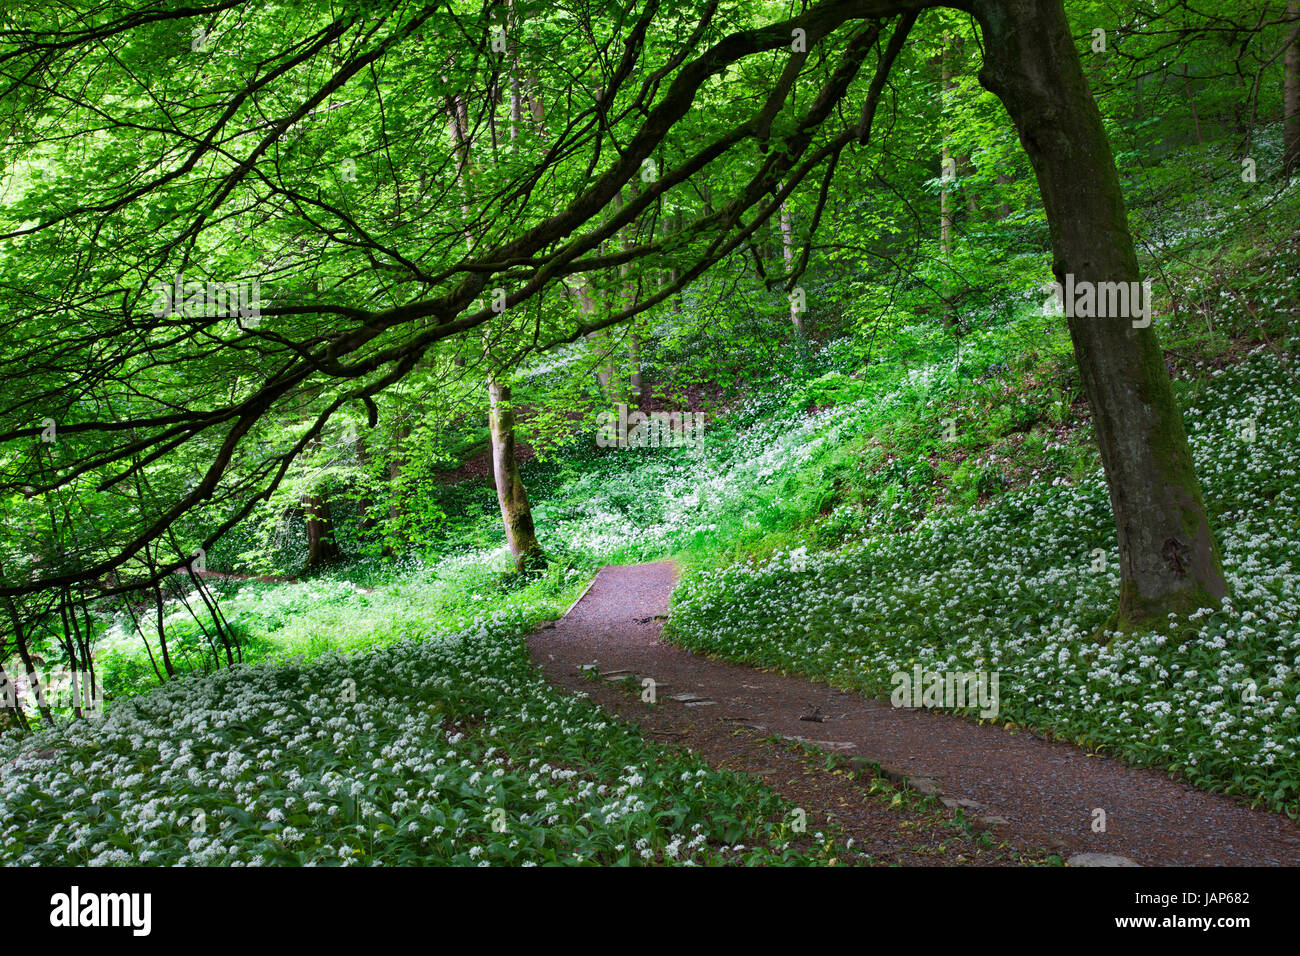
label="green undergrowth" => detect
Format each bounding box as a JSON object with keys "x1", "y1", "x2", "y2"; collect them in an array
[
  {"x1": 1, "y1": 570, "x2": 852, "y2": 866},
  {"x1": 666, "y1": 344, "x2": 1300, "y2": 815}
]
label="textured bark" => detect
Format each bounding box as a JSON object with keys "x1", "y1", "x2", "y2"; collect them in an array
[
  {"x1": 0, "y1": 660, "x2": 26, "y2": 732},
  {"x1": 939, "y1": 34, "x2": 957, "y2": 331},
  {"x1": 488, "y1": 380, "x2": 544, "y2": 571},
  {"x1": 5, "y1": 602, "x2": 52, "y2": 724},
  {"x1": 303, "y1": 493, "x2": 341, "y2": 569},
  {"x1": 486, "y1": 38, "x2": 546, "y2": 571},
  {"x1": 973, "y1": 0, "x2": 1227, "y2": 630},
  {"x1": 778, "y1": 200, "x2": 804, "y2": 334}
]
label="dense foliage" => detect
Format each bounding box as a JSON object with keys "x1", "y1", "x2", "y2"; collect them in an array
[{"x1": 1, "y1": 0, "x2": 1297, "y2": 863}]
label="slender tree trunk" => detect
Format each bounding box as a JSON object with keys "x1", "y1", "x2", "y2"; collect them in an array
[
  {"x1": 56, "y1": 591, "x2": 82, "y2": 718},
  {"x1": 973, "y1": 0, "x2": 1227, "y2": 631},
  {"x1": 152, "y1": 583, "x2": 175, "y2": 676},
  {"x1": 1285, "y1": 0, "x2": 1300, "y2": 175},
  {"x1": 0, "y1": 658, "x2": 28, "y2": 732},
  {"x1": 488, "y1": 380, "x2": 544, "y2": 571},
  {"x1": 628, "y1": 330, "x2": 644, "y2": 408},
  {"x1": 136, "y1": 540, "x2": 176, "y2": 677},
  {"x1": 5, "y1": 602, "x2": 52, "y2": 724},
  {"x1": 621, "y1": 183, "x2": 644, "y2": 406},
  {"x1": 778, "y1": 200, "x2": 803, "y2": 334},
  {"x1": 587, "y1": 180, "x2": 626, "y2": 399},
  {"x1": 670, "y1": 211, "x2": 686, "y2": 317},
  {"x1": 480, "y1": 25, "x2": 545, "y2": 571},
  {"x1": 939, "y1": 34, "x2": 957, "y2": 332}
]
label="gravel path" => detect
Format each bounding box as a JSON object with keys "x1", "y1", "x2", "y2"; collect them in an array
[{"x1": 530, "y1": 562, "x2": 1300, "y2": 866}]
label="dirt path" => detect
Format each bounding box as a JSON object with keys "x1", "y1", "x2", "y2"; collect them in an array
[{"x1": 530, "y1": 562, "x2": 1300, "y2": 866}]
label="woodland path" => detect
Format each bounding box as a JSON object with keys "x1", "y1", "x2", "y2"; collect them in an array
[{"x1": 529, "y1": 562, "x2": 1300, "y2": 866}]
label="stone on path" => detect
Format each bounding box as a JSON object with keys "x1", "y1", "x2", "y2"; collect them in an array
[
  {"x1": 786, "y1": 735, "x2": 857, "y2": 751},
  {"x1": 1067, "y1": 852, "x2": 1140, "y2": 867},
  {"x1": 905, "y1": 776, "x2": 941, "y2": 796}
]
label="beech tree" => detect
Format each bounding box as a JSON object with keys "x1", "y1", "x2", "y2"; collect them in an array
[{"x1": 0, "y1": 0, "x2": 1244, "y2": 629}]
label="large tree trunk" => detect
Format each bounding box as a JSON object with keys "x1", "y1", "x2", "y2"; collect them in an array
[
  {"x1": 973, "y1": 0, "x2": 1227, "y2": 632},
  {"x1": 303, "y1": 493, "x2": 340, "y2": 569},
  {"x1": 488, "y1": 380, "x2": 544, "y2": 571},
  {"x1": 1285, "y1": 0, "x2": 1300, "y2": 176}
]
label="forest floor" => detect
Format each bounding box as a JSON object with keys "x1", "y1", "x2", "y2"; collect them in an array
[{"x1": 531, "y1": 562, "x2": 1300, "y2": 866}]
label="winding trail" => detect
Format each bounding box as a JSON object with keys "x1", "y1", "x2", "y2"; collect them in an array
[{"x1": 530, "y1": 562, "x2": 1300, "y2": 866}]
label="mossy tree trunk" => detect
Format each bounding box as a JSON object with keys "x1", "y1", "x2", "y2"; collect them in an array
[
  {"x1": 972, "y1": 0, "x2": 1228, "y2": 631},
  {"x1": 303, "y1": 493, "x2": 340, "y2": 570},
  {"x1": 488, "y1": 380, "x2": 544, "y2": 572}
]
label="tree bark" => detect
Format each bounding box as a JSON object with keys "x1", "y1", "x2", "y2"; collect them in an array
[
  {"x1": 621, "y1": 183, "x2": 644, "y2": 406},
  {"x1": 972, "y1": 0, "x2": 1227, "y2": 631},
  {"x1": 303, "y1": 493, "x2": 340, "y2": 569},
  {"x1": 488, "y1": 380, "x2": 544, "y2": 571},
  {"x1": 4, "y1": 601, "x2": 52, "y2": 725},
  {"x1": 0, "y1": 659, "x2": 27, "y2": 732},
  {"x1": 778, "y1": 200, "x2": 804, "y2": 334},
  {"x1": 484, "y1": 32, "x2": 545, "y2": 572},
  {"x1": 939, "y1": 34, "x2": 957, "y2": 332},
  {"x1": 628, "y1": 329, "x2": 644, "y2": 408}
]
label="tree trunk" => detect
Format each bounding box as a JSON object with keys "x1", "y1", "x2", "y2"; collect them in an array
[
  {"x1": 145, "y1": 540, "x2": 176, "y2": 678},
  {"x1": 628, "y1": 329, "x2": 644, "y2": 408},
  {"x1": 1285, "y1": 1, "x2": 1300, "y2": 175},
  {"x1": 778, "y1": 200, "x2": 804, "y2": 334},
  {"x1": 939, "y1": 34, "x2": 957, "y2": 332},
  {"x1": 303, "y1": 493, "x2": 340, "y2": 569},
  {"x1": 973, "y1": 0, "x2": 1227, "y2": 631},
  {"x1": 452, "y1": 58, "x2": 545, "y2": 573},
  {"x1": 581, "y1": 290, "x2": 617, "y2": 398},
  {"x1": 621, "y1": 183, "x2": 644, "y2": 406},
  {"x1": 0, "y1": 659, "x2": 27, "y2": 732},
  {"x1": 488, "y1": 380, "x2": 544, "y2": 571},
  {"x1": 5, "y1": 602, "x2": 52, "y2": 725}
]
